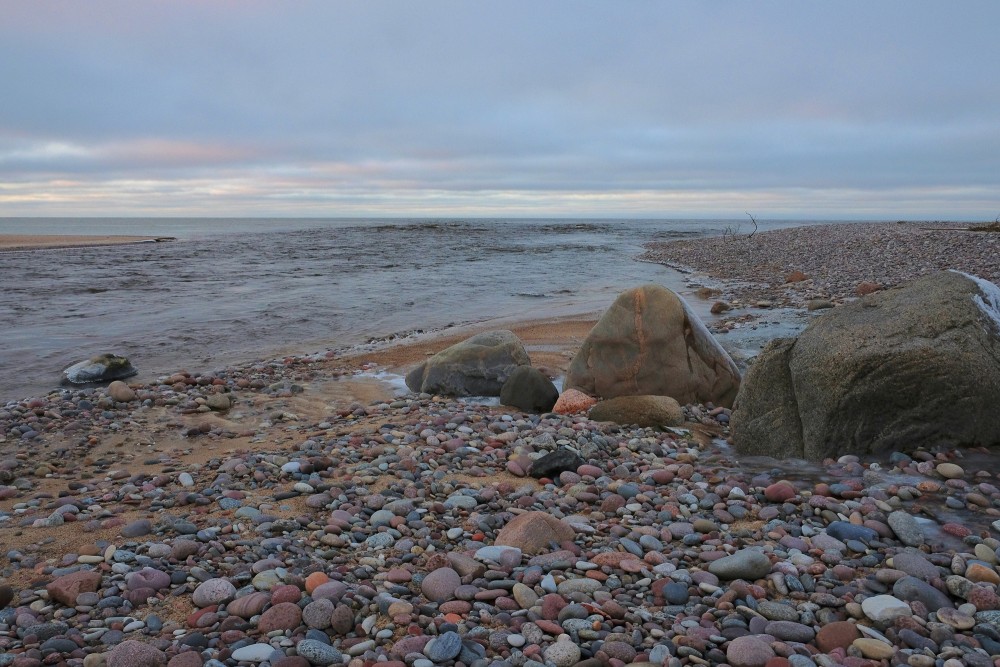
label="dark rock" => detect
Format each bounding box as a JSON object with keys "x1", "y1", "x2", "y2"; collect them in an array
[
  {"x1": 0, "y1": 584, "x2": 13, "y2": 608},
  {"x1": 40, "y1": 637, "x2": 79, "y2": 655},
  {"x1": 827, "y1": 521, "x2": 879, "y2": 545},
  {"x1": 893, "y1": 575, "x2": 954, "y2": 612},
  {"x1": 528, "y1": 448, "x2": 585, "y2": 480},
  {"x1": 499, "y1": 366, "x2": 559, "y2": 412},
  {"x1": 424, "y1": 631, "x2": 463, "y2": 662}
]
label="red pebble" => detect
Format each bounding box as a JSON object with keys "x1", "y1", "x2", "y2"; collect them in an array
[
  {"x1": 942, "y1": 523, "x2": 972, "y2": 538},
  {"x1": 764, "y1": 481, "x2": 796, "y2": 502},
  {"x1": 270, "y1": 584, "x2": 302, "y2": 605}
]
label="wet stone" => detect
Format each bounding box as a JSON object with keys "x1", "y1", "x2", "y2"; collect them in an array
[
  {"x1": 887, "y1": 510, "x2": 924, "y2": 547},
  {"x1": 424, "y1": 631, "x2": 463, "y2": 662}
]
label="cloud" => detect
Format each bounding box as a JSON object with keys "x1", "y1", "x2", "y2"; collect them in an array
[{"x1": 1, "y1": 1, "x2": 998, "y2": 218}]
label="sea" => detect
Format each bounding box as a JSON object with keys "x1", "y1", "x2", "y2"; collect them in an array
[{"x1": 0, "y1": 217, "x2": 836, "y2": 403}]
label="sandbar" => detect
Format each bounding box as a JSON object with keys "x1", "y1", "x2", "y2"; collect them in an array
[{"x1": 0, "y1": 234, "x2": 174, "y2": 251}]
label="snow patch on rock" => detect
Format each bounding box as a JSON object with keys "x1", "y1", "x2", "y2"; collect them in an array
[{"x1": 953, "y1": 270, "x2": 1000, "y2": 334}]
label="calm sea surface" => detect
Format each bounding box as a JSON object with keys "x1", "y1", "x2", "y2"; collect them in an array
[{"x1": 0, "y1": 218, "x2": 833, "y2": 402}]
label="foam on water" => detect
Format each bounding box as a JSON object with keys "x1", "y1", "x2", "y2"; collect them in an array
[{"x1": 355, "y1": 371, "x2": 565, "y2": 407}]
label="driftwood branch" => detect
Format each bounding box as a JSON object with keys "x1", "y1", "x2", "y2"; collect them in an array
[{"x1": 745, "y1": 211, "x2": 758, "y2": 240}]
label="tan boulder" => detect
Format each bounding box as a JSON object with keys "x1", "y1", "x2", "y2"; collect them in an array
[
  {"x1": 107, "y1": 380, "x2": 136, "y2": 402},
  {"x1": 565, "y1": 284, "x2": 741, "y2": 407},
  {"x1": 588, "y1": 395, "x2": 684, "y2": 427},
  {"x1": 495, "y1": 511, "x2": 574, "y2": 554}
]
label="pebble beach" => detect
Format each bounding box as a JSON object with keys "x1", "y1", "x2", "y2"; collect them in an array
[
  {"x1": 3, "y1": 223, "x2": 1000, "y2": 667},
  {"x1": 642, "y1": 222, "x2": 1000, "y2": 310}
]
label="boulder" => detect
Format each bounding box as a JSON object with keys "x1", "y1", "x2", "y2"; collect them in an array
[
  {"x1": 564, "y1": 284, "x2": 741, "y2": 407},
  {"x1": 588, "y1": 395, "x2": 684, "y2": 428},
  {"x1": 732, "y1": 271, "x2": 1000, "y2": 460},
  {"x1": 62, "y1": 353, "x2": 137, "y2": 385},
  {"x1": 405, "y1": 330, "x2": 530, "y2": 397},
  {"x1": 500, "y1": 366, "x2": 559, "y2": 412}
]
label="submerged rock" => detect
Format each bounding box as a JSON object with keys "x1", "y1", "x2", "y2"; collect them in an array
[
  {"x1": 565, "y1": 284, "x2": 741, "y2": 407},
  {"x1": 62, "y1": 353, "x2": 137, "y2": 385},
  {"x1": 732, "y1": 271, "x2": 1000, "y2": 459},
  {"x1": 405, "y1": 330, "x2": 530, "y2": 396}
]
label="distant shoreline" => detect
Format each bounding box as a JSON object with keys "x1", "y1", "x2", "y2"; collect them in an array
[{"x1": 0, "y1": 234, "x2": 176, "y2": 251}]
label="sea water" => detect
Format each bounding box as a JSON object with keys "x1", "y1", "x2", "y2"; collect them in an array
[{"x1": 0, "y1": 217, "x2": 832, "y2": 402}]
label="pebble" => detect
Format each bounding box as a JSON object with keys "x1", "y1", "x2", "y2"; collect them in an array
[
  {"x1": 937, "y1": 462, "x2": 964, "y2": 479},
  {"x1": 421, "y1": 567, "x2": 461, "y2": 602},
  {"x1": 424, "y1": 631, "x2": 463, "y2": 662},
  {"x1": 192, "y1": 578, "x2": 236, "y2": 607},
  {"x1": 231, "y1": 644, "x2": 276, "y2": 662},
  {"x1": 296, "y1": 639, "x2": 342, "y2": 666},
  {"x1": 707, "y1": 549, "x2": 771, "y2": 580},
  {"x1": 887, "y1": 510, "x2": 924, "y2": 546},
  {"x1": 544, "y1": 637, "x2": 581, "y2": 667},
  {"x1": 106, "y1": 639, "x2": 167, "y2": 667},
  {"x1": 853, "y1": 637, "x2": 896, "y2": 659},
  {"x1": 861, "y1": 594, "x2": 912, "y2": 623},
  {"x1": 5, "y1": 331, "x2": 1000, "y2": 667},
  {"x1": 726, "y1": 635, "x2": 775, "y2": 667}
]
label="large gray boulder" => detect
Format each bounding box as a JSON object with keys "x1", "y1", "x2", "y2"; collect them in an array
[
  {"x1": 565, "y1": 284, "x2": 741, "y2": 407},
  {"x1": 732, "y1": 271, "x2": 1000, "y2": 460},
  {"x1": 405, "y1": 330, "x2": 531, "y2": 396}
]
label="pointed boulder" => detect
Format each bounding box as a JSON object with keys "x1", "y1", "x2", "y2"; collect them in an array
[{"x1": 565, "y1": 284, "x2": 740, "y2": 407}]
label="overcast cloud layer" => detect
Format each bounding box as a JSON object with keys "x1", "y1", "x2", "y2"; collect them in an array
[{"x1": 2, "y1": 1, "x2": 999, "y2": 219}]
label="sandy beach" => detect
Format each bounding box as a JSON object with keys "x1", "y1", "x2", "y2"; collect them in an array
[
  {"x1": 0, "y1": 235, "x2": 174, "y2": 251},
  {"x1": 2, "y1": 222, "x2": 1000, "y2": 667}
]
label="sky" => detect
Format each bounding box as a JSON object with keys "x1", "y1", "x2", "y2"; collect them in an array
[{"x1": 1, "y1": 1, "x2": 999, "y2": 220}]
